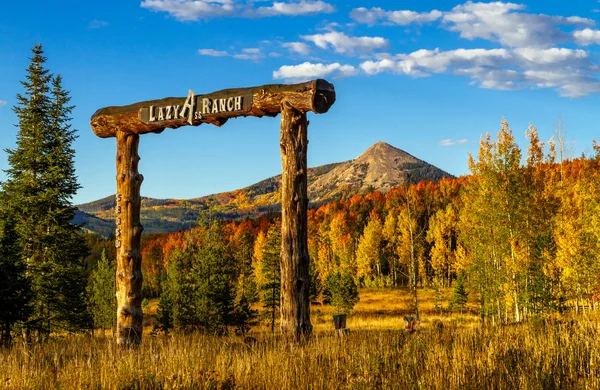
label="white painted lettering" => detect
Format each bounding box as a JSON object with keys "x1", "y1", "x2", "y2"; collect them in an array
[
  {"x1": 212, "y1": 99, "x2": 219, "y2": 114},
  {"x1": 166, "y1": 106, "x2": 172, "y2": 120},
  {"x1": 219, "y1": 99, "x2": 226, "y2": 112},
  {"x1": 180, "y1": 89, "x2": 195, "y2": 125},
  {"x1": 149, "y1": 106, "x2": 156, "y2": 122},
  {"x1": 202, "y1": 98, "x2": 210, "y2": 114},
  {"x1": 234, "y1": 96, "x2": 242, "y2": 111},
  {"x1": 158, "y1": 107, "x2": 164, "y2": 121},
  {"x1": 227, "y1": 98, "x2": 234, "y2": 111}
]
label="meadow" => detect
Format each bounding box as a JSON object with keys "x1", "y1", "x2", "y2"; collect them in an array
[{"x1": 1, "y1": 288, "x2": 599, "y2": 390}]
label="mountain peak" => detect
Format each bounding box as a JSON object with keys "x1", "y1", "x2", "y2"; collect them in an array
[
  {"x1": 355, "y1": 141, "x2": 420, "y2": 165},
  {"x1": 308, "y1": 141, "x2": 452, "y2": 202},
  {"x1": 368, "y1": 141, "x2": 395, "y2": 150}
]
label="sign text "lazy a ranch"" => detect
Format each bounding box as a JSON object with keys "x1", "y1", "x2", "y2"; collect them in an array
[{"x1": 138, "y1": 90, "x2": 252, "y2": 125}]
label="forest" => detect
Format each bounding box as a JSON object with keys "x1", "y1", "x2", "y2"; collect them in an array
[{"x1": 110, "y1": 119, "x2": 600, "y2": 334}]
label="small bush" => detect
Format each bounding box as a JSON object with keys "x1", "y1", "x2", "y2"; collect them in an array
[{"x1": 323, "y1": 271, "x2": 360, "y2": 315}]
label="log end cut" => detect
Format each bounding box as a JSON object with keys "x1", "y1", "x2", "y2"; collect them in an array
[{"x1": 312, "y1": 79, "x2": 336, "y2": 114}]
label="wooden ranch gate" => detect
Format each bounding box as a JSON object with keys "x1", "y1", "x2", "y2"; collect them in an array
[{"x1": 90, "y1": 79, "x2": 336, "y2": 346}]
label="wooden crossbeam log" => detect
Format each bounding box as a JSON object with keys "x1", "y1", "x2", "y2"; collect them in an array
[{"x1": 91, "y1": 79, "x2": 335, "y2": 138}]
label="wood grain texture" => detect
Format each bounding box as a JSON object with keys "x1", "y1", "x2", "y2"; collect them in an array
[
  {"x1": 91, "y1": 79, "x2": 335, "y2": 138},
  {"x1": 115, "y1": 131, "x2": 144, "y2": 346},
  {"x1": 279, "y1": 102, "x2": 312, "y2": 341}
]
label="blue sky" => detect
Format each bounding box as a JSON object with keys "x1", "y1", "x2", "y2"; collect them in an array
[{"x1": 2, "y1": 0, "x2": 600, "y2": 204}]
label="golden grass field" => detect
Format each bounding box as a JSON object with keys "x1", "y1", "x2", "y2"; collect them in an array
[{"x1": 1, "y1": 288, "x2": 599, "y2": 389}]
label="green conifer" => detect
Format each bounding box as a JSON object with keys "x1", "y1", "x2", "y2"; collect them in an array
[
  {"x1": 2, "y1": 44, "x2": 89, "y2": 335},
  {"x1": 87, "y1": 249, "x2": 116, "y2": 333},
  {"x1": 0, "y1": 211, "x2": 32, "y2": 344},
  {"x1": 259, "y1": 225, "x2": 281, "y2": 332},
  {"x1": 450, "y1": 272, "x2": 469, "y2": 314}
]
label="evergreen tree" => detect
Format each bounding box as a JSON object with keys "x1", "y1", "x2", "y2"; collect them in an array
[
  {"x1": 0, "y1": 211, "x2": 32, "y2": 344},
  {"x1": 87, "y1": 249, "x2": 116, "y2": 333},
  {"x1": 1, "y1": 44, "x2": 89, "y2": 335},
  {"x1": 323, "y1": 271, "x2": 359, "y2": 315},
  {"x1": 450, "y1": 272, "x2": 468, "y2": 314},
  {"x1": 156, "y1": 264, "x2": 175, "y2": 333},
  {"x1": 259, "y1": 225, "x2": 281, "y2": 332},
  {"x1": 158, "y1": 224, "x2": 239, "y2": 334},
  {"x1": 232, "y1": 278, "x2": 259, "y2": 336},
  {"x1": 308, "y1": 258, "x2": 321, "y2": 303},
  {"x1": 231, "y1": 223, "x2": 259, "y2": 335}
]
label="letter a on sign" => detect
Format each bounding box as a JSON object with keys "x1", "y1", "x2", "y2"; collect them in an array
[{"x1": 180, "y1": 90, "x2": 195, "y2": 125}]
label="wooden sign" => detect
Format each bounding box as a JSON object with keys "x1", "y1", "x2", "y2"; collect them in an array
[
  {"x1": 138, "y1": 91, "x2": 254, "y2": 125},
  {"x1": 91, "y1": 79, "x2": 335, "y2": 138}
]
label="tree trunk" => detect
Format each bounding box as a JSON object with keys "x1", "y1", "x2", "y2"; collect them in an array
[
  {"x1": 279, "y1": 102, "x2": 312, "y2": 341},
  {"x1": 115, "y1": 131, "x2": 143, "y2": 346}
]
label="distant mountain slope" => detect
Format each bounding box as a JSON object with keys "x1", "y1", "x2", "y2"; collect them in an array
[
  {"x1": 77, "y1": 142, "x2": 453, "y2": 235},
  {"x1": 308, "y1": 142, "x2": 452, "y2": 202},
  {"x1": 73, "y1": 210, "x2": 115, "y2": 238}
]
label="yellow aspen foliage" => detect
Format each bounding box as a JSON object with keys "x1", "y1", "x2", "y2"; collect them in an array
[
  {"x1": 252, "y1": 230, "x2": 267, "y2": 287},
  {"x1": 427, "y1": 204, "x2": 458, "y2": 285},
  {"x1": 356, "y1": 211, "x2": 383, "y2": 281}
]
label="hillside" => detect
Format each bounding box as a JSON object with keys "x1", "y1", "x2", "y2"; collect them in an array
[
  {"x1": 76, "y1": 142, "x2": 453, "y2": 235},
  {"x1": 308, "y1": 142, "x2": 452, "y2": 201}
]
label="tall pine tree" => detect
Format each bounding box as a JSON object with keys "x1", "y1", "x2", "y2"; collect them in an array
[
  {"x1": 1, "y1": 44, "x2": 89, "y2": 336},
  {"x1": 258, "y1": 225, "x2": 281, "y2": 332},
  {"x1": 0, "y1": 211, "x2": 32, "y2": 344}
]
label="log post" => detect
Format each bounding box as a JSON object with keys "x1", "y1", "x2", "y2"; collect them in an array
[
  {"x1": 115, "y1": 131, "x2": 144, "y2": 346},
  {"x1": 279, "y1": 101, "x2": 312, "y2": 341}
]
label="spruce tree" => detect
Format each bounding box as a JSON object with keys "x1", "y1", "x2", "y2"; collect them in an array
[
  {"x1": 450, "y1": 272, "x2": 468, "y2": 314},
  {"x1": 323, "y1": 271, "x2": 359, "y2": 315},
  {"x1": 87, "y1": 249, "x2": 116, "y2": 333},
  {"x1": 157, "y1": 224, "x2": 239, "y2": 334},
  {"x1": 0, "y1": 211, "x2": 32, "y2": 344},
  {"x1": 259, "y1": 225, "x2": 281, "y2": 332},
  {"x1": 1, "y1": 44, "x2": 89, "y2": 335}
]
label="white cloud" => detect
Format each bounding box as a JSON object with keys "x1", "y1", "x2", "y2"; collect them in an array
[
  {"x1": 574, "y1": 28, "x2": 600, "y2": 45},
  {"x1": 302, "y1": 31, "x2": 388, "y2": 54},
  {"x1": 361, "y1": 48, "x2": 511, "y2": 76},
  {"x1": 282, "y1": 42, "x2": 311, "y2": 55},
  {"x1": 349, "y1": 2, "x2": 594, "y2": 48},
  {"x1": 141, "y1": 0, "x2": 236, "y2": 21},
  {"x1": 233, "y1": 48, "x2": 262, "y2": 60},
  {"x1": 89, "y1": 19, "x2": 109, "y2": 29},
  {"x1": 198, "y1": 48, "x2": 229, "y2": 56},
  {"x1": 522, "y1": 70, "x2": 600, "y2": 98},
  {"x1": 255, "y1": 1, "x2": 335, "y2": 17},
  {"x1": 513, "y1": 47, "x2": 588, "y2": 64},
  {"x1": 273, "y1": 62, "x2": 356, "y2": 80},
  {"x1": 0, "y1": 100, "x2": 7, "y2": 107},
  {"x1": 351, "y1": 7, "x2": 442, "y2": 26},
  {"x1": 443, "y1": 1, "x2": 594, "y2": 48},
  {"x1": 456, "y1": 67, "x2": 521, "y2": 90},
  {"x1": 140, "y1": 0, "x2": 334, "y2": 21},
  {"x1": 440, "y1": 139, "x2": 469, "y2": 146},
  {"x1": 359, "y1": 46, "x2": 600, "y2": 97},
  {"x1": 198, "y1": 47, "x2": 262, "y2": 60}
]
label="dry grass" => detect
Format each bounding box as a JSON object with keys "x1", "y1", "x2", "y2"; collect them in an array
[{"x1": 1, "y1": 288, "x2": 599, "y2": 389}]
